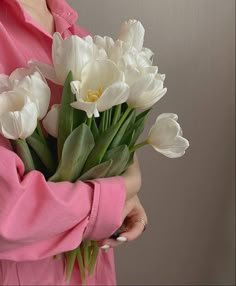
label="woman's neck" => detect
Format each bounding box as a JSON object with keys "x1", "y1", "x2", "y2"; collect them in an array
[
  {"x1": 18, "y1": 0, "x2": 55, "y2": 35},
  {"x1": 19, "y1": 0, "x2": 49, "y2": 11}
]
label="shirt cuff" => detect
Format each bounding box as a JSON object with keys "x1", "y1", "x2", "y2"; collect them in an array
[{"x1": 83, "y1": 176, "x2": 126, "y2": 241}]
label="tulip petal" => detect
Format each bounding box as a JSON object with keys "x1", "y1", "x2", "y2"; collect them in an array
[
  {"x1": 124, "y1": 66, "x2": 141, "y2": 86},
  {"x1": 43, "y1": 104, "x2": 60, "y2": 138},
  {"x1": 142, "y1": 47, "x2": 154, "y2": 60},
  {"x1": 52, "y1": 33, "x2": 94, "y2": 83},
  {"x1": 109, "y1": 40, "x2": 133, "y2": 64},
  {"x1": 0, "y1": 98, "x2": 38, "y2": 140},
  {"x1": 147, "y1": 114, "x2": 189, "y2": 158},
  {"x1": 97, "y1": 82, "x2": 129, "y2": 112},
  {"x1": 138, "y1": 87, "x2": 167, "y2": 110},
  {"x1": 70, "y1": 80, "x2": 81, "y2": 95},
  {"x1": 0, "y1": 74, "x2": 11, "y2": 93},
  {"x1": 157, "y1": 113, "x2": 178, "y2": 121},
  {"x1": 118, "y1": 20, "x2": 145, "y2": 51},
  {"x1": 0, "y1": 91, "x2": 25, "y2": 117},
  {"x1": 148, "y1": 117, "x2": 180, "y2": 145},
  {"x1": 15, "y1": 75, "x2": 50, "y2": 120},
  {"x1": 129, "y1": 74, "x2": 156, "y2": 98},
  {"x1": 128, "y1": 74, "x2": 167, "y2": 109},
  {"x1": 10, "y1": 68, "x2": 51, "y2": 120},
  {"x1": 18, "y1": 102, "x2": 38, "y2": 139},
  {"x1": 28, "y1": 61, "x2": 60, "y2": 84},
  {"x1": 153, "y1": 136, "x2": 190, "y2": 158},
  {"x1": 80, "y1": 60, "x2": 123, "y2": 94},
  {"x1": 94, "y1": 36, "x2": 115, "y2": 56},
  {"x1": 71, "y1": 100, "x2": 98, "y2": 118}
]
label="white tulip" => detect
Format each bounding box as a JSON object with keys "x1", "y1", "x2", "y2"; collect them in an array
[
  {"x1": 0, "y1": 74, "x2": 11, "y2": 93},
  {"x1": 127, "y1": 73, "x2": 167, "y2": 110},
  {"x1": 118, "y1": 19, "x2": 145, "y2": 52},
  {"x1": 94, "y1": 35, "x2": 115, "y2": 58},
  {"x1": 0, "y1": 67, "x2": 51, "y2": 140},
  {"x1": 0, "y1": 90, "x2": 38, "y2": 140},
  {"x1": 99, "y1": 20, "x2": 166, "y2": 110},
  {"x1": 30, "y1": 33, "x2": 107, "y2": 85},
  {"x1": 43, "y1": 104, "x2": 60, "y2": 138},
  {"x1": 71, "y1": 60, "x2": 129, "y2": 118},
  {"x1": 148, "y1": 113, "x2": 189, "y2": 158},
  {"x1": 9, "y1": 67, "x2": 51, "y2": 119}
]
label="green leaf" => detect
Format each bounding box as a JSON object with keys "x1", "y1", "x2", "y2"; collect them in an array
[
  {"x1": 120, "y1": 129, "x2": 136, "y2": 146},
  {"x1": 73, "y1": 108, "x2": 86, "y2": 130},
  {"x1": 49, "y1": 123, "x2": 95, "y2": 182},
  {"x1": 82, "y1": 123, "x2": 119, "y2": 172},
  {"x1": 12, "y1": 139, "x2": 35, "y2": 173},
  {"x1": 79, "y1": 159, "x2": 113, "y2": 181},
  {"x1": 129, "y1": 109, "x2": 151, "y2": 147},
  {"x1": 27, "y1": 134, "x2": 55, "y2": 175},
  {"x1": 103, "y1": 145, "x2": 130, "y2": 176},
  {"x1": 109, "y1": 109, "x2": 136, "y2": 149},
  {"x1": 91, "y1": 117, "x2": 99, "y2": 140},
  {"x1": 136, "y1": 108, "x2": 151, "y2": 122},
  {"x1": 120, "y1": 109, "x2": 151, "y2": 147},
  {"x1": 57, "y1": 71, "x2": 75, "y2": 160},
  {"x1": 82, "y1": 107, "x2": 133, "y2": 173}
]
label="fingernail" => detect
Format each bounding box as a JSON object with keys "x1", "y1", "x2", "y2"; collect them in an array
[
  {"x1": 100, "y1": 244, "x2": 110, "y2": 251},
  {"x1": 116, "y1": 236, "x2": 127, "y2": 242}
]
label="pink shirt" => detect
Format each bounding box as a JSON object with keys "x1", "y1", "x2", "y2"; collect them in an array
[{"x1": 0, "y1": 0, "x2": 126, "y2": 285}]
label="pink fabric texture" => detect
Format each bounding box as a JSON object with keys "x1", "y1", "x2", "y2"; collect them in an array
[{"x1": 0, "y1": 0, "x2": 126, "y2": 285}]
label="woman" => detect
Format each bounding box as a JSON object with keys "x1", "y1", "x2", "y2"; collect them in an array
[{"x1": 0, "y1": 0, "x2": 148, "y2": 285}]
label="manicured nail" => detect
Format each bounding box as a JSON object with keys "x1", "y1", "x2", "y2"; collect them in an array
[
  {"x1": 116, "y1": 236, "x2": 127, "y2": 242},
  {"x1": 100, "y1": 244, "x2": 110, "y2": 251}
]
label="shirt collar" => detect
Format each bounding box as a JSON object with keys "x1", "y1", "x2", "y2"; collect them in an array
[
  {"x1": 47, "y1": 0, "x2": 78, "y2": 27},
  {"x1": 3, "y1": 0, "x2": 78, "y2": 36}
]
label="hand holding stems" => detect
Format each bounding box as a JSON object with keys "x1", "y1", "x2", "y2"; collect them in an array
[
  {"x1": 122, "y1": 153, "x2": 142, "y2": 200},
  {"x1": 99, "y1": 154, "x2": 148, "y2": 250},
  {"x1": 99, "y1": 195, "x2": 147, "y2": 250}
]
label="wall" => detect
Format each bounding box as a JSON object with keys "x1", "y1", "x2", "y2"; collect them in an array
[{"x1": 67, "y1": 0, "x2": 235, "y2": 285}]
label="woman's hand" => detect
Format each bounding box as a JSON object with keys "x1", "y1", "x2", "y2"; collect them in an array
[
  {"x1": 121, "y1": 153, "x2": 142, "y2": 200},
  {"x1": 98, "y1": 195, "x2": 148, "y2": 250}
]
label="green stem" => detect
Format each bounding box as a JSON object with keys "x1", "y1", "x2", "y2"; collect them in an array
[
  {"x1": 112, "y1": 105, "x2": 121, "y2": 125},
  {"x1": 14, "y1": 139, "x2": 35, "y2": 173},
  {"x1": 118, "y1": 107, "x2": 133, "y2": 128},
  {"x1": 77, "y1": 247, "x2": 86, "y2": 285},
  {"x1": 86, "y1": 117, "x2": 92, "y2": 129},
  {"x1": 65, "y1": 249, "x2": 78, "y2": 282},
  {"x1": 82, "y1": 240, "x2": 91, "y2": 269},
  {"x1": 99, "y1": 111, "x2": 106, "y2": 133},
  {"x1": 36, "y1": 121, "x2": 46, "y2": 142},
  {"x1": 107, "y1": 109, "x2": 112, "y2": 129},
  {"x1": 129, "y1": 140, "x2": 148, "y2": 153},
  {"x1": 88, "y1": 241, "x2": 99, "y2": 277}
]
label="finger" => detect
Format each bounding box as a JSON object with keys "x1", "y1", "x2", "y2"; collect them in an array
[
  {"x1": 98, "y1": 238, "x2": 125, "y2": 252},
  {"x1": 117, "y1": 219, "x2": 145, "y2": 242}
]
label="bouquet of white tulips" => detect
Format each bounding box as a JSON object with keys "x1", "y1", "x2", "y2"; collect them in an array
[{"x1": 0, "y1": 20, "x2": 189, "y2": 284}]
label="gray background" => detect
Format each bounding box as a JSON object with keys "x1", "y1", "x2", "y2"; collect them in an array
[{"x1": 67, "y1": 0, "x2": 235, "y2": 285}]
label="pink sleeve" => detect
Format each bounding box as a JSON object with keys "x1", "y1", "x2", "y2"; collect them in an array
[{"x1": 0, "y1": 139, "x2": 126, "y2": 261}]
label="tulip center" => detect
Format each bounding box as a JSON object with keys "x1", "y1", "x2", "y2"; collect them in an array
[{"x1": 85, "y1": 85, "x2": 103, "y2": 102}]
